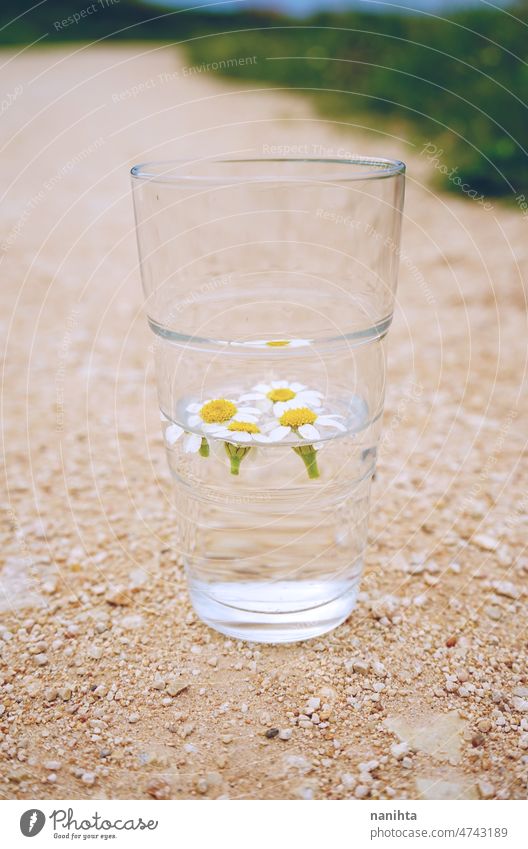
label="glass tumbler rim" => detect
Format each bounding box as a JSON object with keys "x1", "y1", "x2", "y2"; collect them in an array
[{"x1": 130, "y1": 155, "x2": 406, "y2": 186}]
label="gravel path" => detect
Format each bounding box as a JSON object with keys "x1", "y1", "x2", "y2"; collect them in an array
[{"x1": 1, "y1": 44, "x2": 527, "y2": 800}]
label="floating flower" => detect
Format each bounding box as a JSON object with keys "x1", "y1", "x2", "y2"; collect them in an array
[
  {"x1": 186, "y1": 398, "x2": 261, "y2": 432},
  {"x1": 267, "y1": 407, "x2": 346, "y2": 443},
  {"x1": 184, "y1": 399, "x2": 263, "y2": 473},
  {"x1": 240, "y1": 380, "x2": 323, "y2": 416},
  {"x1": 207, "y1": 420, "x2": 270, "y2": 444},
  {"x1": 265, "y1": 406, "x2": 346, "y2": 479},
  {"x1": 164, "y1": 423, "x2": 207, "y2": 456},
  {"x1": 206, "y1": 420, "x2": 270, "y2": 475}
]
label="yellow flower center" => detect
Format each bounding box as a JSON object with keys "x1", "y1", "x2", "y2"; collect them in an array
[
  {"x1": 200, "y1": 399, "x2": 237, "y2": 423},
  {"x1": 266, "y1": 340, "x2": 290, "y2": 347},
  {"x1": 279, "y1": 407, "x2": 317, "y2": 428},
  {"x1": 267, "y1": 388, "x2": 296, "y2": 403},
  {"x1": 227, "y1": 421, "x2": 260, "y2": 434}
]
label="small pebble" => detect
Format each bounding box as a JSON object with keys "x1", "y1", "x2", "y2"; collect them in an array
[
  {"x1": 146, "y1": 778, "x2": 171, "y2": 799},
  {"x1": 390, "y1": 741, "x2": 409, "y2": 760},
  {"x1": 166, "y1": 680, "x2": 189, "y2": 697},
  {"x1": 477, "y1": 779, "x2": 495, "y2": 799},
  {"x1": 473, "y1": 534, "x2": 500, "y2": 552},
  {"x1": 304, "y1": 697, "x2": 321, "y2": 715},
  {"x1": 354, "y1": 784, "x2": 369, "y2": 798}
]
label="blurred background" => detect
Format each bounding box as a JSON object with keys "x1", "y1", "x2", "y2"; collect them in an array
[{"x1": 1, "y1": 0, "x2": 526, "y2": 197}]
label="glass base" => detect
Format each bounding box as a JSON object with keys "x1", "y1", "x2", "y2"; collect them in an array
[{"x1": 188, "y1": 579, "x2": 358, "y2": 644}]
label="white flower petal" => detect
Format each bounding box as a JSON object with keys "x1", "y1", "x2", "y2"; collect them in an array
[
  {"x1": 273, "y1": 399, "x2": 301, "y2": 416},
  {"x1": 252, "y1": 433, "x2": 270, "y2": 443},
  {"x1": 271, "y1": 380, "x2": 288, "y2": 389},
  {"x1": 229, "y1": 432, "x2": 252, "y2": 443},
  {"x1": 184, "y1": 433, "x2": 202, "y2": 453},
  {"x1": 253, "y1": 383, "x2": 271, "y2": 393},
  {"x1": 297, "y1": 392, "x2": 323, "y2": 408},
  {"x1": 268, "y1": 426, "x2": 290, "y2": 442},
  {"x1": 317, "y1": 416, "x2": 346, "y2": 431},
  {"x1": 232, "y1": 414, "x2": 258, "y2": 424},
  {"x1": 187, "y1": 414, "x2": 201, "y2": 427},
  {"x1": 289, "y1": 339, "x2": 312, "y2": 347},
  {"x1": 202, "y1": 423, "x2": 224, "y2": 433},
  {"x1": 165, "y1": 424, "x2": 184, "y2": 445},
  {"x1": 239, "y1": 393, "x2": 265, "y2": 401},
  {"x1": 298, "y1": 424, "x2": 320, "y2": 440},
  {"x1": 238, "y1": 406, "x2": 261, "y2": 415},
  {"x1": 290, "y1": 382, "x2": 306, "y2": 392},
  {"x1": 185, "y1": 402, "x2": 201, "y2": 413}
]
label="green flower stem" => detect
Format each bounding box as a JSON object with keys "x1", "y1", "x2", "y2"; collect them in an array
[
  {"x1": 293, "y1": 443, "x2": 320, "y2": 479},
  {"x1": 224, "y1": 442, "x2": 251, "y2": 475},
  {"x1": 199, "y1": 437, "x2": 209, "y2": 457}
]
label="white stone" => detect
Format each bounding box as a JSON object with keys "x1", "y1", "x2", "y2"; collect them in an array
[
  {"x1": 354, "y1": 784, "x2": 369, "y2": 798},
  {"x1": 304, "y1": 697, "x2": 321, "y2": 715},
  {"x1": 390, "y1": 741, "x2": 409, "y2": 760},
  {"x1": 477, "y1": 779, "x2": 495, "y2": 799},
  {"x1": 473, "y1": 534, "x2": 500, "y2": 552}
]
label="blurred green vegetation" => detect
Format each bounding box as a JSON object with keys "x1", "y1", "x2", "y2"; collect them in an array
[
  {"x1": 182, "y1": 6, "x2": 528, "y2": 198},
  {"x1": 2, "y1": 1, "x2": 527, "y2": 197}
]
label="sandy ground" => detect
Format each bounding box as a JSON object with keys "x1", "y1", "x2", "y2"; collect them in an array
[{"x1": 1, "y1": 44, "x2": 527, "y2": 800}]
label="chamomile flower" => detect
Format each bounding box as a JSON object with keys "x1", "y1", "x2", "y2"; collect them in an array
[
  {"x1": 164, "y1": 423, "x2": 206, "y2": 455},
  {"x1": 186, "y1": 398, "x2": 261, "y2": 433},
  {"x1": 240, "y1": 380, "x2": 323, "y2": 416},
  {"x1": 262, "y1": 407, "x2": 345, "y2": 480},
  {"x1": 208, "y1": 420, "x2": 270, "y2": 474},
  {"x1": 266, "y1": 407, "x2": 346, "y2": 442},
  {"x1": 207, "y1": 420, "x2": 270, "y2": 444}
]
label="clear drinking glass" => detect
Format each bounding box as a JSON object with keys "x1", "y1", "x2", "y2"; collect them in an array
[{"x1": 131, "y1": 157, "x2": 405, "y2": 643}]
